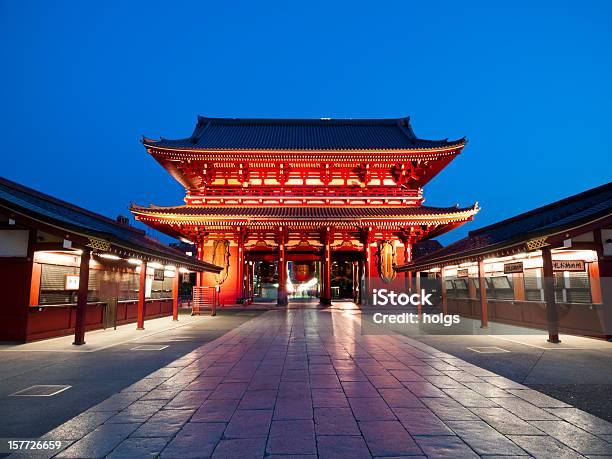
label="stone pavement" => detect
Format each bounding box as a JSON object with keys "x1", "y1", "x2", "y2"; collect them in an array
[{"x1": 21, "y1": 309, "x2": 612, "y2": 458}]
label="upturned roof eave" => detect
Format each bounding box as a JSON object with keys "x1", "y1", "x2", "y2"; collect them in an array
[
  {"x1": 141, "y1": 140, "x2": 467, "y2": 154},
  {"x1": 129, "y1": 203, "x2": 479, "y2": 221}
]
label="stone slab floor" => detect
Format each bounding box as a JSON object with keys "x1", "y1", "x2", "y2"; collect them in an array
[{"x1": 14, "y1": 309, "x2": 612, "y2": 458}]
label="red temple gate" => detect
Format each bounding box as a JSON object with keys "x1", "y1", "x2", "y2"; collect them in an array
[{"x1": 132, "y1": 116, "x2": 478, "y2": 306}]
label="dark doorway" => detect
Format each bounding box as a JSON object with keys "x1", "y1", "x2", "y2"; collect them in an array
[
  {"x1": 331, "y1": 261, "x2": 355, "y2": 299},
  {"x1": 252, "y1": 260, "x2": 278, "y2": 302}
]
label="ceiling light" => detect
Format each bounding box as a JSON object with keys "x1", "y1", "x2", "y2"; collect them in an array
[{"x1": 99, "y1": 253, "x2": 120, "y2": 260}]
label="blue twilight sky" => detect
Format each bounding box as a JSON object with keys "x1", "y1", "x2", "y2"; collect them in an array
[{"x1": 1, "y1": 1, "x2": 610, "y2": 245}]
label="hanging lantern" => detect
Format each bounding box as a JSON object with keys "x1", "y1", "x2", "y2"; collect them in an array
[
  {"x1": 293, "y1": 262, "x2": 314, "y2": 282},
  {"x1": 377, "y1": 241, "x2": 396, "y2": 284}
]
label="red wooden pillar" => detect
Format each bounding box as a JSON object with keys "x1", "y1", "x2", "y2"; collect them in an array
[
  {"x1": 352, "y1": 261, "x2": 359, "y2": 303},
  {"x1": 243, "y1": 259, "x2": 250, "y2": 304},
  {"x1": 172, "y1": 269, "x2": 179, "y2": 321},
  {"x1": 364, "y1": 245, "x2": 372, "y2": 303},
  {"x1": 356, "y1": 260, "x2": 364, "y2": 304},
  {"x1": 361, "y1": 228, "x2": 373, "y2": 304},
  {"x1": 441, "y1": 267, "x2": 448, "y2": 315},
  {"x1": 73, "y1": 247, "x2": 91, "y2": 346},
  {"x1": 236, "y1": 227, "x2": 245, "y2": 302},
  {"x1": 415, "y1": 271, "x2": 422, "y2": 316},
  {"x1": 478, "y1": 258, "x2": 488, "y2": 328},
  {"x1": 277, "y1": 228, "x2": 288, "y2": 306},
  {"x1": 196, "y1": 240, "x2": 204, "y2": 287},
  {"x1": 320, "y1": 227, "x2": 332, "y2": 306},
  {"x1": 137, "y1": 260, "x2": 147, "y2": 330},
  {"x1": 403, "y1": 241, "x2": 412, "y2": 292},
  {"x1": 246, "y1": 260, "x2": 253, "y2": 304},
  {"x1": 542, "y1": 246, "x2": 560, "y2": 343},
  {"x1": 242, "y1": 257, "x2": 249, "y2": 305},
  {"x1": 588, "y1": 261, "x2": 602, "y2": 304}
]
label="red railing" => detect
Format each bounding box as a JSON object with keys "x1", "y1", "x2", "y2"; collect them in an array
[
  {"x1": 192, "y1": 286, "x2": 218, "y2": 316},
  {"x1": 188, "y1": 186, "x2": 420, "y2": 199}
]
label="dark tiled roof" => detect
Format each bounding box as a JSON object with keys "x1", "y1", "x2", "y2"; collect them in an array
[
  {"x1": 412, "y1": 240, "x2": 443, "y2": 259},
  {"x1": 401, "y1": 182, "x2": 612, "y2": 269},
  {"x1": 0, "y1": 177, "x2": 220, "y2": 272},
  {"x1": 131, "y1": 205, "x2": 477, "y2": 219},
  {"x1": 144, "y1": 116, "x2": 465, "y2": 151}
]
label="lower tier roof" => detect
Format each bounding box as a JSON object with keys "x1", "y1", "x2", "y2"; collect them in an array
[
  {"x1": 131, "y1": 204, "x2": 479, "y2": 242},
  {"x1": 130, "y1": 204, "x2": 478, "y2": 220}
]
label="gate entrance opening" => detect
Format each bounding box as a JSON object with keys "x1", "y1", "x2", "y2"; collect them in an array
[{"x1": 287, "y1": 261, "x2": 320, "y2": 300}]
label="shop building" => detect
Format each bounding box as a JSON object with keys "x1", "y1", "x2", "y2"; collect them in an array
[
  {"x1": 396, "y1": 183, "x2": 612, "y2": 341},
  {"x1": 0, "y1": 177, "x2": 220, "y2": 343}
]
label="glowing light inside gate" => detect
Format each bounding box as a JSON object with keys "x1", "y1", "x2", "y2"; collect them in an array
[
  {"x1": 286, "y1": 279, "x2": 319, "y2": 293},
  {"x1": 298, "y1": 277, "x2": 319, "y2": 292}
]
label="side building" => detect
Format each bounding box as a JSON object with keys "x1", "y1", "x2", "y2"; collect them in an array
[
  {"x1": 0, "y1": 177, "x2": 220, "y2": 343},
  {"x1": 396, "y1": 182, "x2": 612, "y2": 341}
]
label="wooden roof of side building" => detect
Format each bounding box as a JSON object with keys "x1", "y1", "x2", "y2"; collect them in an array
[
  {"x1": 0, "y1": 176, "x2": 221, "y2": 272},
  {"x1": 396, "y1": 182, "x2": 612, "y2": 271}
]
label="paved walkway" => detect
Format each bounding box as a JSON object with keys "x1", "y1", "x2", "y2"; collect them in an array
[
  {"x1": 0, "y1": 314, "x2": 211, "y2": 353},
  {"x1": 22, "y1": 309, "x2": 612, "y2": 458}
]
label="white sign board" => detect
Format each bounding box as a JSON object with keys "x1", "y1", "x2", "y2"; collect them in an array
[
  {"x1": 552, "y1": 260, "x2": 585, "y2": 272},
  {"x1": 65, "y1": 274, "x2": 80, "y2": 290}
]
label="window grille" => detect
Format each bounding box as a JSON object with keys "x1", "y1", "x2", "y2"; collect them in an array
[
  {"x1": 452, "y1": 278, "x2": 469, "y2": 298},
  {"x1": 445, "y1": 278, "x2": 457, "y2": 298},
  {"x1": 490, "y1": 275, "x2": 514, "y2": 300},
  {"x1": 38, "y1": 264, "x2": 138, "y2": 305},
  {"x1": 524, "y1": 268, "x2": 543, "y2": 302},
  {"x1": 151, "y1": 276, "x2": 173, "y2": 299},
  {"x1": 88, "y1": 269, "x2": 101, "y2": 302},
  {"x1": 39, "y1": 264, "x2": 77, "y2": 305},
  {"x1": 560, "y1": 270, "x2": 591, "y2": 304},
  {"x1": 119, "y1": 272, "x2": 139, "y2": 300},
  {"x1": 524, "y1": 266, "x2": 592, "y2": 304}
]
